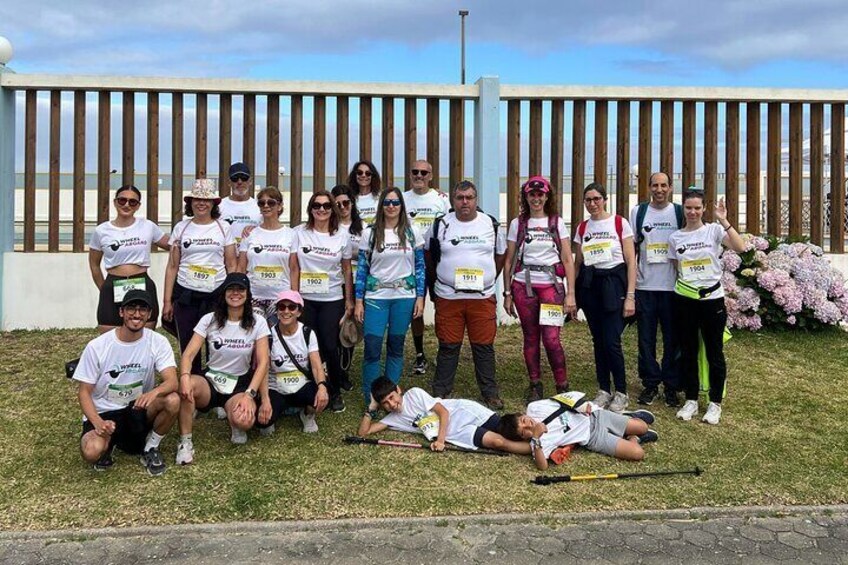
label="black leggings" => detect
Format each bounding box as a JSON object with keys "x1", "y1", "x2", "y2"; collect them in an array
[
  {"x1": 301, "y1": 299, "x2": 345, "y2": 397},
  {"x1": 172, "y1": 283, "x2": 217, "y2": 375},
  {"x1": 674, "y1": 295, "x2": 727, "y2": 404}
]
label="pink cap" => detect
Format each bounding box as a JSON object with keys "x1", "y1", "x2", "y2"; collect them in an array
[
  {"x1": 523, "y1": 175, "x2": 551, "y2": 193},
  {"x1": 275, "y1": 290, "x2": 304, "y2": 308}
]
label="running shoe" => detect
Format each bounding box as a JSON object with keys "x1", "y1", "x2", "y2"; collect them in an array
[
  {"x1": 637, "y1": 386, "x2": 658, "y2": 406},
  {"x1": 331, "y1": 395, "x2": 346, "y2": 413},
  {"x1": 299, "y1": 410, "x2": 319, "y2": 433},
  {"x1": 592, "y1": 390, "x2": 613, "y2": 409},
  {"x1": 676, "y1": 400, "x2": 699, "y2": 421},
  {"x1": 93, "y1": 446, "x2": 115, "y2": 471},
  {"x1": 637, "y1": 429, "x2": 659, "y2": 444},
  {"x1": 525, "y1": 382, "x2": 544, "y2": 404},
  {"x1": 609, "y1": 392, "x2": 629, "y2": 413},
  {"x1": 259, "y1": 424, "x2": 275, "y2": 437},
  {"x1": 623, "y1": 409, "x2": 655, "y2": 425},
  {"x1": 175, "y1": 441, "x2": 194, "y2": 466},
  {"x1": 230, "y1": 426, "x2": 248, "y2": 445},
  {"x1": 140, "y1": 447, "x2": 166, "y2": 477},
  {"x1": 702, "y1": 402, "x2": 722, "y2": 425}
]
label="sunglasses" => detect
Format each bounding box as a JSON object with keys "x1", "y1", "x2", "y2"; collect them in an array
[
  {"x1": 258, "y1": 199, "x2": 280, "y2": 207},
  {"x1": 336, "y1": 199, "x2": 352, "y2": 208},
  {"x1": 411, "y1": 169, "x2": 431, "y2": 177},
  {"x1": 454, "y1": 194, "x2": 476, "y2": 201},
  {"x1": 230, "y1": 174, "x2": 250, "y2": 182},
  {"x1": 311, "y1": 202, "x2": 334, "y2": 211},
  {"x1": 584, "y1": 196, "x2": 604, "y2": 203},
  {"x1": 115, "y1": 197, "x2": 141, "y2": 207},
  {"x1": 383, "y1": 199, "x2": 402, "y2": 207},
  {"x1": 356, "y1": 170, "x2": 373, "y2": 177},
  {"x1": 276, "y1": 302, "x2": 300, "y2": 312},
  {"x1": 526, "y1": 180, "x2": 548, "y2": 191}
]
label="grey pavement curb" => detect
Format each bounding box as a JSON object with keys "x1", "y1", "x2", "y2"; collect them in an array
[{"x1": 2, "y1": 503, "x2": 846, "y2": 541}]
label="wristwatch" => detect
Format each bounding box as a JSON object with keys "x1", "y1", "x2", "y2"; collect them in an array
[
  {"x1": 502, "y1": 290, "x2": 512, "y2": 297},
  {"x1": 246, "y1": 388, "x2": 257, "y2": 399}
]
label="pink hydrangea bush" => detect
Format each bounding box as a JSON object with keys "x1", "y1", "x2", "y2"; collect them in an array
[{"x1": 722, "y1": 235, "x2": 848, "y2": 330}]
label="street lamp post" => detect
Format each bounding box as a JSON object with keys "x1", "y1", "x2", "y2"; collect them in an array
[{"x1": 459, "y1": 10, "x2": 469, "y2": 85}]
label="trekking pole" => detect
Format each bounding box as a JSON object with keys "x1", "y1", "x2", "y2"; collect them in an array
[
  {"x1": 343, "y1": 436, "x2": 508, "y2": 457},
  {"x1": 532, "y1": 467, "x2": 702, "y2": 485}
]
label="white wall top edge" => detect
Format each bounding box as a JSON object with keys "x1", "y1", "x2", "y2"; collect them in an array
[{"x1": 499, "y1": 85, "x2": 848, "y2": 103}]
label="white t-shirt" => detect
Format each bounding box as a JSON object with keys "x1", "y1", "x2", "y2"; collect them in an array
[
  {"x1": 380, "y1": 387, "x2": 495, "y2": 450},
  {"x1": 219, "y1": 197, "x2": 262, "y2": 244},
  {"x1": 89, "y1": 218, "x2": 165, "y2": 270},
  {"x1": 268, "y1": 322, "x2": 319, "y2": 394},
  {"x1": 239, "y1": 225, "x2": 294, "y2": 301},
  {"x1": 506, "y1": 216, "x2": 570, "y2": 286},
  {"x1": 292, "y1": 225, "x2": 352, "y2": 302},
  {"x1": 170, "y1": 219, "x2": 235, "y2": 292},
  {"x1": 339, "y1": 222, "x2": 363, "y2": 278},
  {"x1": 403, "y1": 189, "x2": 449, "y2": 233},
  {"x1": 73, "y1": 329, "x2": 176, "y2": 417},
  {"x1": 629, "y1": 204, "x2": 680, "y2": 292},
  {"x1": 668, "y1": 223, "x2": 726, "y2": 298},
  {"x1": 356, "y1": 192, "x2": 379, "y2": 226},
  {"x1": 359, "y1": 224, "x2": 423, "y2": 299},
  {"x1": 424, "y1": 212, "x2": 506, "y2": 300},
  {"x1": 574, "y1": 215, "x2": 634, "y2": 270},
  {"x1": 193, "y1": 312, "x2": 271, "y2": 377},
  {"x1": 527, "y1": 398, "x2": 593, "y2": 459}
]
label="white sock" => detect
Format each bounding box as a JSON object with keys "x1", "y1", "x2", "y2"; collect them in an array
[
  {"x1": 180, "y1": 434, "x2": 192, "y2": 445},
  {"x1": 145, "y1": 431, "x2": 164, "y2": 451}
]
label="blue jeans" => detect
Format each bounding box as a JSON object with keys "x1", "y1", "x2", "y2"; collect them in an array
[
  {"x1": 635, "y1": 290, "x2": 679, "y2": 391},
  {"x1": 362, "y1": 297, "x2": 416, "y2": 400}
]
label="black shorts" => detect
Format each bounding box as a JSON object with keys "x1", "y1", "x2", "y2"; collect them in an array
[
  {"x1": 197, "y1": 371, "x2": 254, "y2": 412},
  {"x1": 259, "y1": 381, "x2": 320, "y2": 428},
  {"x1": 97, "y1": 272, "x2": 160, "y2": 326},
  {"x1": 472, "y1": 413, "x2": 502, "y2": 448},
  {"x1": 81, "y1": 406, "x2": 152, "y2": 455}
]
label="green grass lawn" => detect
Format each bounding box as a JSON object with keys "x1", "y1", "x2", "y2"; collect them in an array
[{"x1": 0, "y1": 324, "x2": 846, "y2": 531}]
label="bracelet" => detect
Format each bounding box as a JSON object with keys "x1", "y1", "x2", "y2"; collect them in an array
[
  {"x1": 625, "y1": 293, "x2": 636, "y2": 299},
  {"x1": 724, "y1": 224, "x2": 733, "y2": 232},
  {"x1": 317, "y1": 381, "x2": 328, "y2": 389},
  {"x1": 502, "y1": 291, "x2": 512, "y2": 297}
]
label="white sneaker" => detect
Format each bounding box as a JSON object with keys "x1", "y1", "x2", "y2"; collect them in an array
[
  {"x1": 299, "y1": 409, "x2": 319, "y2": 433},
  {"x1": 214, "y1": 407, "x2": 227, "y2": 420},
  {"x1": 175, "y1": 441, "x2": 194, "y2": 465},
  {"x1": 592, "y1": 390, "x2": 613, "y2": 408},
  {"x1": 230, "y1": 426, "x2": 248, "y2": 445},
  {"x1": 608, "y1": 392, "x2": 629, "y2": 413},
  {"x1": 702, "y1": 402, "x2": 722, "y2": 425},
  {"x1": 676, "y1": 400, "x2": 699, "y2": 421},
  {"x1": 259, "y1": 424, "x2": 276, "y2": 437}
]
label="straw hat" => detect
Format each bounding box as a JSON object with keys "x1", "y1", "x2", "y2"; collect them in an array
[{"x1": 184, "y1": 178, "x2": 221, "y2": 203}]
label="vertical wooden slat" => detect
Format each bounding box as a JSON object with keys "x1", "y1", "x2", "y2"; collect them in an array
[
  {"x1": 529, "y1": 99, "x2": 542, "y2": 175},
  {"x1": 335, "y1": 96, "x2": 349, "y2": 185},
  {"x1": 97, "y1": 91, "x2": 111, "y2": 224},
  {"x1": 788, "y1": 103, "x2": 803, "y2": 238},
  {"x1": 767, "y1": 102, "x2": 782, "y2": 236},
  {"x1": 48, "y1": 91, "x2": 60, "y2": 252},
  {"x1": 404, "y1": 98, "x2": 417, "y2": 183},
  {"x1": 290, "y1": 95, "x2": 304, "y2": 226},
  {"x1": 381, "y1": 96, "x2": 394, "y2": 187},
  {"x1": 830, "y1": 103, "x2": 845, "y2": 253},
  {"x1": 571, "y1": 100, "x2": 587, "y2": 230},
  {"x1": 218, "y1": 94, "x2": 232, "y2": 197},
  {"x1": 725, "y1": 102, "x2": 740, "y2": 227},
  {"x1": 704, "y1": 101, "x2": 718, "y2": 221},
  {"x1": 746, "y1": 103, "x2": 761, "y2": 235},
  {"x1": 449, "y1": 98, "x2": 464, "y2": 190},
  {"x1": 23, "y1": 91, "x2": 36, "y2": 252},
  {"x1": 146, "y1": 93, "x2": 159, "y2": 226},
  {"x1": 267, "y1": 95, "x2": 280, "y2": 189},
  {"x1": 195, "y1": 93, "x2": 207, "y2": 179},
  {"x1": 593, "y1": 100, "x2": 608, "y2": 186},
  {"x1": 243, "y1": 93, "x2": 256, "y2": 194},
  {"x1": 506, "y1": 100, "x2": 520, "y2": 226},
  {"x1": 171, "y1": 93, "x2": 184, "y2": 225},
  {"x1": 616, "y1": 101, "x2": 631, "y2": 216},
  {"x1": 73, "y1": 92, "x2": 86, "y2": 252},
  {"x1": 313, "y1": 95, "x2": 326, "y2": 192},
  {"x1": 359, "y1": 96, "x2": 372, "y2": 162},
  {"x1": 660, "y1": 101, "x2": 674, "y2": 183},
  {"x1": 682, "y1": 101, "x2": 696, "y2": 189},
  {"x1": 426, "y1": 98, "x2": 440, "y2": 187},
  {"x1": 809, "y1": 103, "x2": 824, "y2": 246},
  {"x1": 637, "y1": 100, "x2": 652, "y2": 202},
  {"x1": 550, "y1": 100, "x2": 564, "y2": 216},
  {"x1": 122, "y1": 91, "x2": 135, "y2": 187}
]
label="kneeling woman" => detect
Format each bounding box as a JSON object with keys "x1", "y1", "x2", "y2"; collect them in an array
[
  {"x1": 261, "y1": 290, "x2": 329, "y2": 435},
  {"x1": 176, "y1": 273, "x2": 270, "y2": 465}
]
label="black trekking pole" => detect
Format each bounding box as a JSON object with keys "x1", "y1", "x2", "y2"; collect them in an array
[
  {"x1": 344, "y1": 436, "x2": 508, "y2": 457},
  {"x1": 532, "y1": 467, "x2": 702, "y2": 485}
]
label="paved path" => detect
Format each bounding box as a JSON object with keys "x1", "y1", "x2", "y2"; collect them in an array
[{"x1": 2, "y1": 505, "x2": 846, "y2": 564}]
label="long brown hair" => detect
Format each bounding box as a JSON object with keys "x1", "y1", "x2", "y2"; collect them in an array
[
  {"x1": 305, "y1": 190, "x2": 339, "y2": 235},
  {"x1": 347, "y1": 160, "x2": 381, "y2": 197},
  {"x1": 372, "y1": 187, "x2": 412, "y2": 253},
  {"x1": 519, "y1": 180, "x2": 557, "y2": 221}
]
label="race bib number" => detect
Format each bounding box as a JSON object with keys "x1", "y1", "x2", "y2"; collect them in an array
[
  {"x1": 646, "y1": 243, "x2": 669, "y2": 264},
  {"x1": 106, "y1": 381, "x2": 143, "y2": 405},
  {"x1": 113, "y1": 277, "x2": 146, "y2": 303},
  {"x1": 414, "y1": 412, "x2": 440, "y2": 441},
  {"x1": 681, "y1": 258, "x2": 714, "y2": 280},
  {"x1": 254, "y1": 265, "x2": 285, "y2": 286},
  {"x1": 300, "y1": 272, "x2": 330, "y2": 294},
  {"x1": 412, "y1": 215, "x2": 435, "y2": 230},
  {"x1": 582, "y1": 241, "x2": 614, "y2": 266},
  {"x1": 539, "y1": 304, "x2": 565, "y2": 327},
  {"x1": 454, "y1": 268, "x2": 484, "y2": 291},
  {"x1": 187, "y1": 264, "x2": 217, "y2": 291},
  {"x1": 206, "y1": 369, "x2": 238, "y2": 395}
]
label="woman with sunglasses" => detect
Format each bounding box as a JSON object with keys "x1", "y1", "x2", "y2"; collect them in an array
[
  {"x1": 354, "y1": 188, "x2": 425, "y2": 401},
  {"x1": 573, "y1": 183, "x2": 637, "y2": 413},
  {"x1": 347, "y1": 160, "x2": 381, "y2": 225},
  {"x1": 89, "y1": 185, "x2": 170, "y2": 333},
  {"x1": 503, "y1": 176, "x2": 576, "y2": 403},
  {"x1": 237, "y1": 186, "x2": 294, "y2": 320},
  {"x1": 163, "y1": 179, "x2": 237, "y2": 375},
  {"x1": 290, "y1": 190, "x2": 354, "y2": 413}
]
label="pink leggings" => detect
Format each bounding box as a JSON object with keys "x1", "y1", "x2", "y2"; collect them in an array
[{"x1": 512, "y1": 281, "x2": 568, "y2": 387}]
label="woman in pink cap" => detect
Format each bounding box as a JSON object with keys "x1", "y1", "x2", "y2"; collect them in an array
[{"x1": 503, "y1": 176, "x2": 576, "y2": 403}]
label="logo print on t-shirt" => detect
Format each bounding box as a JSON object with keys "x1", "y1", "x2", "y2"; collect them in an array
[
  {"x1": 301, "y1": 246, "x2": 312, "y2": 254},
  {"x1": 409, "y1": 211, "x2": 418, "y2": 218},
  {"x1": 183, "y1": 239, "x2": 192, "y2": 249},
  {"x1": 450, "y1": 238, "x2": 461, "y2": 246},
  {"x1": 643, "y1": 225, "x2": 654, "y2": 233},
  {"x1": 583, "y1": 233, "x2": 593, "y2": 242},
  {"x1": 212, "y1": 338, "x2": 225, "y2": 350},
  {"x1": 109, "y1": 241, "x2": 122, "y2": 251},
  {"x1": 224, "y1": 218, "x2": 236, "y2": 225},
  {"x1": 107, "y1": 366, "x2": 125, "y2": 379},
  {"x1": 252, "y1": 244, "x2": 264, "y2": 254},
  {"x1": 273, "y1": 355, "x2": 285, "y2": 367},
  {"x1": 676, "y1": 245, "x2": 687, "y2": 254}
]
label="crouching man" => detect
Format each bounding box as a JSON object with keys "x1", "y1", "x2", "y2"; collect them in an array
[{"x1": 75, "y1": 290, "x2": 180, "y2": 475}]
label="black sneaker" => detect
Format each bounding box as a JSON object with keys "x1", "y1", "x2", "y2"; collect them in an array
[
  {"x1": 413, "y1": 354, "x2": 428, "y2": 375},
  {"x1": 637, "y1": 386, "x2": 659, "y2": 406},
  {"x1": 140, "y1": 447, "x2": 167, "y2": 477},
  {"x1": 638, "y1": 429, "x2": 659, "y2": 444},
  {"x1": 484, "y1": 396, "x2": 504, "y2": 411},
  {"x1": 93, "y1": 446, "x2": 115, "y2": 471},
  {"x1": 623, "y1": 409, "x2": 655, "y2": 425},
  {"x1": 331, "y1": 395, "x2": 346, "y2": 413},
  {"x1": 664, "y1": 387, "x2": 680, "y2": 408},
  {"x1": 339, "y1": 375, "x2": 353, "y2": 392},
  {"x1": 525, "y1": 382, "x2": 544, "y2": 403},
  {"x1": 555, "y1": 383, "x2": 569, "y2": 394}
]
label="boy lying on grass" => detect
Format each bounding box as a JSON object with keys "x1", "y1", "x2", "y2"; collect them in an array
[
  {"x1": 496, "y1": 392, "x2": 659, "y2": 470},
  {"x1": 358, "y1": 377, "x2": 527, "y2": 453}
]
